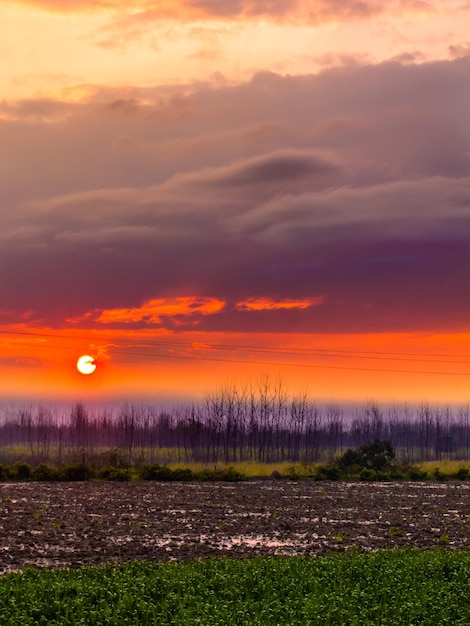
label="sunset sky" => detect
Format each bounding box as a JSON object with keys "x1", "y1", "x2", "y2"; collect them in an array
[{"x1": 1, "y1": 0, "x2": 469, "y2": 406}]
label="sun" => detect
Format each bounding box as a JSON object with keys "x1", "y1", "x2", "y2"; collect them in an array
[{"x1": 76, "y1": 355, "x2": 96, "y2": 375}]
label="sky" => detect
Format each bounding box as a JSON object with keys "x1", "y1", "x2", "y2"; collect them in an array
[{"x1": 1, "y1": 0, "x2": 469, "y2": 406}]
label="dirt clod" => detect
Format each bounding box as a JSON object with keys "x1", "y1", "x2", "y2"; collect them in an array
[{"x1": 1, "y1": 481, "x2": 468, "y2": 574}]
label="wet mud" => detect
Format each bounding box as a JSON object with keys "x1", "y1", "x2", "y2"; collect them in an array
[{"x1": 1, "y1": 481, "x2": 469, "y2": 574}]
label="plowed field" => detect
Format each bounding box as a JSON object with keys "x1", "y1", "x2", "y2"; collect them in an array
[{"x1": 1, "y1": 481, "x2": 469, "y2": 574}]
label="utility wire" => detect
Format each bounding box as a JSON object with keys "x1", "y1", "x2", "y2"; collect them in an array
[
  {"x1": 0, "y1": 328, "x2": 469, "y2": 364},
  {"x1": 2, "y1": 336, "x2": 470, "y2": 377},
  {"x1": 106, "y1": 347, "x2": 470, "y2": 377}
]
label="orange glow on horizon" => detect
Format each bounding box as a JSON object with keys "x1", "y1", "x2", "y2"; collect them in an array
[{"x1": 0, "y1": 324, "x2": 469, "y2": 406}]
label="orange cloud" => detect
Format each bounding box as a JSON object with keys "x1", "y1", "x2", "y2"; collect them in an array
[
  {"x1": 95, "y1": 297, "x2": 225, "y2": 324},
  {"x1": 236, "y1": 297, "x2": 324, "y2": 311},
  {"x1": 88, "y1": 343, "x2": 112, "y2": 362},
  {"x1": 5, "y1": 0, "x2": 442, "y2": 21}
]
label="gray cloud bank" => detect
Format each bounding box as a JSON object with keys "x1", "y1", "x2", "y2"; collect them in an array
[{"x1": 1, "y1": 55, "x2": 469, "y2": 333}]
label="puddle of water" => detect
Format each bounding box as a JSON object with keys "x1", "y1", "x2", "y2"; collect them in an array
[
  {"x1": 163, "y1": 509, "x2": 202, "y2": 515},
  {"x1": 231, "y1": 512, "x2": 272, "y2": 518},
  {"x1": 193, "y1": 533, "x2": 313, "y2": 552}
]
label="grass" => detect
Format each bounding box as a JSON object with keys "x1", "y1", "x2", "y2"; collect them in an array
[
  {"x1": 169, "y1": 459, "x2": 470, "y2": 480},
  {"x1": 1, "y1": 549, "x2": 469, "y2": 625},
  {"x1": 418, "y1": 460, "x2": 470, "y2": 474},
  {"x1": 168, "y1": 460, "x2": 310, "y2": 477}
]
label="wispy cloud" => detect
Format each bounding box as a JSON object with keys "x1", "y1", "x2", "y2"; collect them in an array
[
  {"x1": 236, "y1": 297, "x2": 324, "y2": 311},
  {"x1": 95, "y1": 297, "x2": 226, "y2": 324}
]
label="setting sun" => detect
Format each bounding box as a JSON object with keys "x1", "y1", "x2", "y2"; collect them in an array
[
  {"x1": 0, "y1": 0, "x2": 468, "y2": 406},
  {"x1": 76, "y1": 355, "x2": 96, "y2": 376}
]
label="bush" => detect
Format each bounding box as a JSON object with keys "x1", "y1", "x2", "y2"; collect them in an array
[
  {"x1": 171, "y1": 468, "x2": 194, "y2": 481},
  {"x1": 195, "y1": 467, "x2": 245, "y2": 482},
  {"x1": 454, "y1": 468, "x2": 469, "y2": 481},
  {"x1": 388, "y1": 469, "x2": 405, "y2": 481},
  {"x1": 337, "y1": 440, "x2": 395, "y2": 476},
  {"x1": 139, "y1": 464, "x2": 173, "y2": 481},
  {"x1": 432, "y1": 467, "x2": 447, "y2": 481},
  {"x1": 376, "y1": 471, "x2": 391, "y2": 481},
  {"x1": 32, "y1": 464, "x2": 60, "y2": 481},
  {"x1": 97, "y1": 466, "x2": 130, "y2": 481},
  {"x1": 315, "y1": 464, "x2": 341, "y2": 481},
  {"x1": 12, "y1": 462, "x2": 32, "y2": 481},
  {"x1": 219, "y1": 466, "x2": 245, "y2": 482},
  {"x1": 407, "y1": 467, "x2": 428, "y2": 481},
  {"x1": 342, "y1": 463, "x2": 362, "y2": 477},
  {"x1": 196, "y1": 469, "x2": 219, "y2": 481},
  {"x1": 359, "y1": 468, "x2": 376, "y2": 481},
  {"x1": 59, "y1": 464, "x2": 94, "y2": 481},
  {"x1": 337, "y1": 448, "x2": 361, "y2": 471}
]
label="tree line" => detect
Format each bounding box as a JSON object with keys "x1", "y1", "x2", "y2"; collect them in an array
[{"x1": 0, "y1": 382, "x2": 469, "y2": 466}]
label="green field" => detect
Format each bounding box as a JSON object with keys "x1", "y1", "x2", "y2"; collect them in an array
[{"x1": 1, "y1": 549, "x2": 469, "y2": 625}]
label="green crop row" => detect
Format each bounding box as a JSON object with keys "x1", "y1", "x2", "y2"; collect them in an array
[
  {"x1": 0, "y1": 462, "x2": 245, "y2": 483},
  {"x1": 1, "y1": 549, "x2": 469, "y2": 624},
  {"x1": 1, "y1": 458, "x2": 470, "y2": 483}
]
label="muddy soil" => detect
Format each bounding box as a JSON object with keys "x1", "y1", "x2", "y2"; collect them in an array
[{"x1": 0, "y1": 481, "x2": 469, "y2": 574}]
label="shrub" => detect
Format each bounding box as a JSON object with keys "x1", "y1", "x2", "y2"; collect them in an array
[
  {"x1": 97, "y1": 466, "x2": 130, "y2": 481},
  {"x1": 171, "y1": 468, "x2": 194, "y2": 481},
  {"x1": 454, "y1": 468, "x2": 469, "y2": 481},
  {"x1": 59, "y1": 463, "x2": 94, "y2": 481},
  {"x1": 139, "y1": 464, "x2": 173, "y2": 481},
  {"x1": 315, "y1": 464, "x2": 341, "y2": 481},
  {"x1": 337, "y1": 448, "x2": 361, "y2": 471},
  {"x1": 220, "y1": 466, "x2": 245, "y2": 482},
  {"x1": 196, "y1": 469, "x2": 219, "y2": 481},
  {"x1": 377, "y1": 471, "x2": 391, "y2": 481},
  {"x1": 343, "y1": 463, "x2": 362, "y2": 477},
  {"x1": 408, "y1": 466, "x2": 428, "y2": 481},
  {"x1": 195, "y1": 467, "x2": 245, "y2": 482},
  {"x1": 360, "y1": 440, "x2": 395, "y2": 470},
  {"x1": 388, "y1": 469, "x2": 405, "y2": 481},
  {"x1": 32, "y1": 464, "x2": 59, "y2": 481},
  {"x1": 12, "y1": 462, "x2": 32, "y2": 481},
  {"x1": 432, "y1": 467, "x2": 447, "y2": 481},
  {"x1": 337, "y1": 440, "x2": 395, "y2": 475},
  {"x1": 359, "y1": 468, "x2": 376, "y2": 481}
]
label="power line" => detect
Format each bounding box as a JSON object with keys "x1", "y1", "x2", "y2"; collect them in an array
[
  {"x1": 0, "y1": 328, "x2": 469, "y2": 363},
  {"x1": 106, "y1": 347, "x2": 470, "y2": 377},
  {"x1": 2, "y1": 335, "x2": 470, "y2": 378}
]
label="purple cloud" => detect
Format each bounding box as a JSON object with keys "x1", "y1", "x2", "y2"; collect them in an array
[{"x1": 1, "y1": 55, "x2": 469, "y2": 333}]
